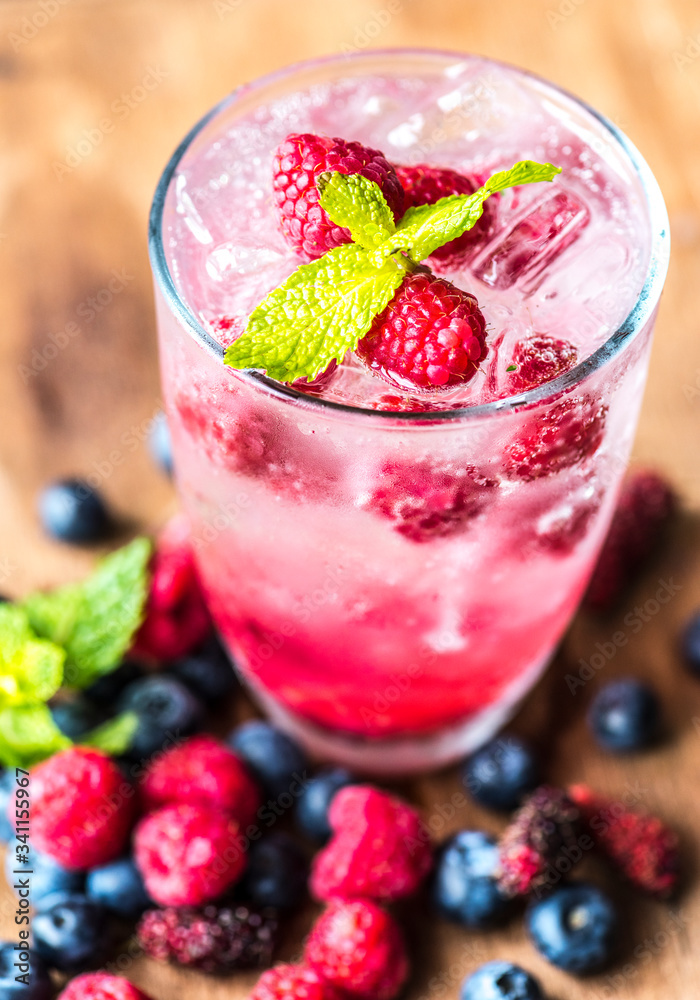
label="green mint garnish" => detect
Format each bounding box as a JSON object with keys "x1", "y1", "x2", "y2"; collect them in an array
[
  {"x1": 224, "y1": 159, "x2": 560, "y2": 383},
  {"x1": 0, "y1": 604, "x2": 65, "y2": 705},
  {"x1": 81, "y1": 711, "x2": 139, "y2": 755},
  {"x1": 506, "y1": 364, "x2": 518, "y2": 372},
  {"x1": 0, "y1": 703, "x2": 71, "y2": 769}
]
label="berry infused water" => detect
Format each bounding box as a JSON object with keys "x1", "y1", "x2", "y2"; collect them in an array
[{"x1": 150, "y1": 51, "x2": 669, "y2": 772}]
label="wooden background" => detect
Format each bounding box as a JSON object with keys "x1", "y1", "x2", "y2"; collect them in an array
[{"x1": 1, "y1": 0, "x2": 700, "y2": 996}]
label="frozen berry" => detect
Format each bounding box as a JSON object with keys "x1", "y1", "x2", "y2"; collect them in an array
[
  {"x1": 240, "y1": 832, "x2": 308, "y2": 910},
  {"x1": 171, "y1": 635, "x2": 237, "y2": 704},
  {"x1": 133, "y1": 802, "x2": 246, "y2": 906},
  {"x1": 310, "y1": 785, "x2": 432, "y2": 903},
  {"x1": 86, "y1": 857, "x2": 151, "y2": 917},
  {"x1": 504, "y1": 335, "x2": 578, "y2": 395},
  {"x1": 137, "y1": 903, "x2": 278, "y2": 972},
  {"x1": 462, "y1": 735, "x2": 540, "y2": 811},
  {"x1": 461, "y1": 961, "x2": 543, "y2": 1000},
  {"x1": 395, "y1": 162, "x2": 496, "y2": 267},
  {"x1": 505, "y1": 395, "x2": 607, "y2": 481},
  {"x1": 0, "y1": 941, "x2": 52, "y2": 1000},
  {"x1": 38, "y1": 478, "x2": 112, "y2": 544},
  {"x1": 433, "y1": 831, "x2": 511, "y2": 928},
  {"x1": 84, "y1": 660, "x2": 144, "y2": 708},
  {"x1": 28, "y1": 747, "x2": 136, "y2": 870},
  {"x1": 587, "y1": 678, "x2": 660, "y2": 753},
  {"x1": 49, "y1": 697, "x2": 101, "y2": 740},
  {"x1": 139, "y1": 734, "x2": 260, "y2": 828},
  {"x1": 526, "y1": 882, "x2": 617, "y2": 973},
  {"x1": 273, "y1": 133, "x2": 404, "y2": 258},
  {"x1": 682, "y1": 610, "x2": 700, "y2": 677},
  {"x1": 363, "y1": 458, "x2": 497, "y2": 543},
  {"x1": 250, "y1": 964, "x2": 339, "y2": 1000},
  {"x1": 58, "y1": 974, "x2": 154, "y2": 1000},
  {"x1": 33, "y1": 892, "x2": 110, "y2": 972},
  {"x1": 296, "y1": 767, "x2": 355, "y2": 843},
  {"x1": 5, "y1": 840, "x2": 84, "y2": 905},
  {"x1": 584, "y1": 471, "x2": 677, "y2": 612},
  {"x1": 132, "y1": 514, "x2": 211, "y2": 662},
  {"x1": 117, "y1": 675, "x2": 204, "y2": 759},
  {"x1": 148, "y1": 410, "x2": 173, "y2": 477},
  {"x1": 356, "y1": 271, "x2": 488, "y2": 391},
  {"x1": 305, "y1": 899, "x2": 408, "y2": 1000},
  {"x1": 228, "y1": 721, "x2": 308, "y2": 799}
]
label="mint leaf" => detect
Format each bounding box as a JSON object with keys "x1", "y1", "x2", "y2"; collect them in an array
[
  {"x1": 225, "y1": 244, "x2": 405, "y2": 382},
  {"x1": 317, "y1": 172, "x2": 396, "y2": 249},
  {"x1": 0, "y1": 604, "x2": 65, "y2": 705},
  {"x1": 372, "y1": 160, "x2": 561, "y2": 264},
  {"x1": 24, "y1": 538, "x2": 151, "y2": 690},
  {"x1": 0, "y1": 703, "x2": 71, "y2": 768},
  {"x1": 82, "y1": 711, "x2": 138, "y2": 755}
]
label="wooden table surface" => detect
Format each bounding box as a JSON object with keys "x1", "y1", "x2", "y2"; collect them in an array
[{"x1": 1, "y1": 0, "x2": 700, "y2": 996}]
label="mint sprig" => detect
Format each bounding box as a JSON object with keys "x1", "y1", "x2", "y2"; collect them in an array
[{"x1": 224, "y1": 159, "x2": 560, "y2": 383}]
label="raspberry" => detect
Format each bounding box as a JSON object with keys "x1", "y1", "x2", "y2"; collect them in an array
[
  {"x1": 310, "y1": 785, "x2": 432, "y2": 903},
  {"x1": 369, "y1": 393, "x2": 443, "y2": 413},
  {"x1": 497, "y1": 786, "x2": 582, "y2": 896},
  {"x1": 584, "y1": 471, "x2": 677, "y2": 612},
  {"x1": 362, "y1": 458, "x2": 497, "y2": 543},
  {"x1": 505, "y1": 395, "x2": 607, "y2": 481},
  {"x1": 251, "y1": 964, "x2": 340, "y2": 1000},
  {"x1": 305, "y1": 899, "x2": 408, "y2": 1000},
  {"x1": 58, "y1": 974, "x2": 153, "y2": 1000},
  {"x1": 394, "y1": 162, "x2": 495, "y2": 267},
  {"x1": 569, "y1": 785, "x2": 679, "y2": 897},
  {"x1": 273, "y1": 133, "x2": 404, "y2": 259},
  {"x1": 290, "y1": 360, "x2": 338, "y2": 396},
  {"x1": 133, "y1": 802, "x2": 246, "y2": 906},
  {"x1": 137, "y1": 903, "x2": 278, "y2": 973},
  {"x1": 28, "y1": 748, "x2": 135, "y2": 871},
  {"x1": 504, "y1": 335, "x2": 578, "y2": 395},
  {"x1": 139, "y1": 735, "x2": 260, "y2": 829},
  {"x1": 356, "y1": 272, "x2": 488, "y2": 391},
  {"x1": 132, "y1": 514, "x2": 211, "y2": 662}
]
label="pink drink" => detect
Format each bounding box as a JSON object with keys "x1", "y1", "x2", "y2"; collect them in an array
[{"x1": 150, "y1": 52, "x2": 669, "y2": 772}]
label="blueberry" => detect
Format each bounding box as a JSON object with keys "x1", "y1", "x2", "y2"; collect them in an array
[
  {"x1": 117, "y1": 675, "x2": 204, "y2": 759},
  {"x1": 587, "y1": 678, "x2": 660, "y2": 752},
  {"x1": 228, "y1": 721, "x2": 308, "y2": 799},
  {"x1": 296, "y1": 767, "x2": 355, "y2": 843},
  {"x1": 433, "y1": 831, "x2": 511, "y2": 928},
  {"x1": 49, "y1": 696, "x2": 101, "y2": 740},
  {"x1": 239, "y1": 832, "x2": 308, "y2": 910},
  {"x1": 38, "y1": 478, "x2": 112, "y2": 544},
  {"x1": 149, "y1": 410, "x2": 173, "y2": 476},
  {"x1": 462, "y1": 735, "x2": 540, "y2": 811},
  {"x1": 84, "y1": 659, "x2": 144, "y2": 708},
  {"x1": 171, "y1": 635, "x2": 237, "y2": 704},
  {"x1": 681, "y1": 611, "x2": 700, "y2": 677},
  {"x1": 33, "y1": 892, "x2": 110, "y2": 971},
  {"x1": 461, "y1": 961, "x2": 543, "y2": 1000},
  {"x1": 0, "y1": 941, "x2": 52, "y2": 1000},
  {"x1": 86, "y1": 856, "x2": 150, "y2": 917},
  {"x1": 5, "y1": 841, "x2": 84, "y2": 906},
  {"x1": 0, "y1": 770, "x2": 14, "y2": 843},
  {"x1": 526, "y1": 882, "x2": 617, "y2": 973}
]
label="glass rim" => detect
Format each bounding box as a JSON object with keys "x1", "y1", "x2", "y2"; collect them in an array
[{"x1": 148, "y1": 47, "x2": 670, "y2": 423}]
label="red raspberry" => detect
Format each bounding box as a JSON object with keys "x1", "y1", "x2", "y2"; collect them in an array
[
  {"x1": 310, "y1": 785, "x2": 432, "y2": 903},
  {"x1": 273, "y1": 133, "x2": 404, "y2": 259},
  {"x1": 140, "y1": 735, "x2": 260, "y2": 829},
  {"x1": 134, "y1": 802, "x2": 246, "y2": 906},
  {"x1": 394, "y1": 162, "x2": 495, "y2": 267},
  {"x1": 527, "y1": 495, "x2": 601, "y2": 556},
  {"x1": 584, "y1": 471, "x2": 677, "y2": 612},
  {"x1": 505, "y1": 394, "x2": 607, "y2": 481},
  {"x1": 369, "y1": 393, "x2": 443, "y2": 413},
  {"x1": 132, "y1": 514, "x2": 211, "y2": 662},
  {"x1": 356, "y1": 272, "x2": 488, "y2": 391},
  {"x1": 569, "y1": 785, "x2": 679, "y2": 898},
  {"x1": 497, "y1": 786, "x2": 582, "y2": 896},
  {"x1": 290, "y1": 360, "x2": 339, "y2": 396},
  {"x1": 28, "y1": 747, "x2": 135, "y2": 871},
  {"x1": 58, "y1": 974, "x2": 153, "y2": 1000},
  {"x1": 251, "y1": 964, "x2": 341, "y2": 1000},
  {"x1": 362, "y1": 458, "x2": 497, "y2": 543},
  {"x1": 504, "y1": 335, "x2": 578, "y2": 395},
  {"x1": 305, "y1": 899, "x2": 408, "y2": 1000}
]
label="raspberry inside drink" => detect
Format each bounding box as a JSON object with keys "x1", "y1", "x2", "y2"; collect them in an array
[{"x1": 150, "y1": 51, "x2": 669, "y2": 772}]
